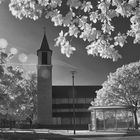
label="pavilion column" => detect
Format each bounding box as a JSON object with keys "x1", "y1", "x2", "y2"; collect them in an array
[
  {"x1": 94, "y1": 109, "x2": 96, "y2": 131},
  {"x1": 91, "y1": 110, "x2": 97, "y2": 131},
  {"x1": 115, "y1": 110, "x2": 117, "y2": 130},
  {"x1": 103, "y1": 110, "x2": 105, "y2": 131}
]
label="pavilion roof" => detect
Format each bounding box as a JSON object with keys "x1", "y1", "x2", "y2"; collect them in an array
[{"x1": 88, "y1": 105, "x2": 133, "y2": 111}]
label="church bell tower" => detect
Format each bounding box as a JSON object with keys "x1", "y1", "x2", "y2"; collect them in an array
[{"x1": 37, "y1": 32, "x2": 52, "y2": 125}]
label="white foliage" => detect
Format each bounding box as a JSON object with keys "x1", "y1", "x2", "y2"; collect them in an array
[
  {"x1": 9, "y1": 0, "x2": 42, "y2": 20},
  {"x1": 114, "y1": 33, "x2": 127, "y2": 47},
  {"x1": 51, "y1": 13, "x2": 63, "y2": 26},
  {"x1": 81, "y1": 1, "x2": 93, "y2": 12},
  {"x1": 63, "y1": 11, "x2": 75, "y2": 27},
  {"x1": 3, "y1": 0, "x2": 140, "y2": 61},
  {"x1": 61, "y1": 41, "x2": 76, "y2": 58},
  {"x1": 68, "y1": 25, "x2": 79, "y2": 37},
  {"x1": 90, "y1": 11, "x2": 98, "y2": 23},
  {"x1": 50, "y1": 0, "x2": 62, "y2": 7},
  {"x1": 38, "y1": 0, "x2": 49, "y2": 6},
  {"x1": 86, "y1": 38, "x2": 122, "y2": 61},
  {"x1": 55, "y1": 31, "x2": 76, "y2": 57},
  {"x1": 94, "y1": 60, "x2": 140, "y2": 107},
  {"x1": 67, "y1": 0, "x2": 82, "y2": 9}
]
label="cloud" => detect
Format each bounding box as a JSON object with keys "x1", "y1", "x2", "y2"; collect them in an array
[{"x1": 52, "y1": 59, "x2": 77, "y2": 69}]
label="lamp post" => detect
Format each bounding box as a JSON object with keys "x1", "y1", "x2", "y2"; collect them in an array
[{"x1": 70, "y1": 71, "x2": 76, "y2": 135}]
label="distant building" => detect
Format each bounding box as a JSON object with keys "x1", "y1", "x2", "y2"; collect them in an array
[
  {"x1": 52, "y1": 85, "x2": 101, "y2": 129},
  {"x1": 37, "y1": 32, "x2": 101, "y2": 129}
]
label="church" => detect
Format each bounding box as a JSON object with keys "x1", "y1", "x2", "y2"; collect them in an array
[{"x1": 36, "y1": 32, "x2": 101, "y2": 129}]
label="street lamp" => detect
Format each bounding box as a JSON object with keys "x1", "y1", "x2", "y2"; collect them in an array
[{"x1": 70, "y1": 71, "x2": 76, "y2": 135}]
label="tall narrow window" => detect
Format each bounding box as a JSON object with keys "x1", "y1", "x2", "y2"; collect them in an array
[{"x1": 42, "y1": 52, "x2": 47, "y2": 64}]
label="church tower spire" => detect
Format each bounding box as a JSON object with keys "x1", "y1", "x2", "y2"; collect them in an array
[
  {"x1": 37, "y1": 29, "x2": 53, "y2": 126},
  {"x1": 37, "y1": 28, "x2": 52, "y2": 52},
  {"x1": 37, "y1": 28, "x2": 52, "y2": 65}
]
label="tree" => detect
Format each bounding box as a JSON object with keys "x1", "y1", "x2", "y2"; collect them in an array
[
  {"x1": 0, "y1": 47, "x2": 37, "y2": 122},
  {"x1": 1, "y1": 0, "x2": 140, "y2": 61},
  {"x1": 92, "y1": 60, "x2": 140, "y2": 129},
  {"x1": 23, "y1": 72, "x2": 37, "y2": 122}
]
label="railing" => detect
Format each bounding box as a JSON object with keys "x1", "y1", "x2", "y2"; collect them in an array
[
  {"x1": 0, "y1": 119, "x2": 16, "y2": 128},
  {"x1": 0, "y1": 119, "x2": 32, "y2": 129}
]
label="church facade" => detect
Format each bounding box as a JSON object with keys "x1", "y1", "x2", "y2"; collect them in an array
[{"x1": 37, "y1": 33, "x2": 101, "y2": 129}]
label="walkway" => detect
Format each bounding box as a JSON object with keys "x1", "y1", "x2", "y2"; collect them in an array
[{"x1": 0, "y1": 129, "x2": 140, "y2": 139}]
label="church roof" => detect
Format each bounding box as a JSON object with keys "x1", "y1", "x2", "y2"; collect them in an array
[{"x1": 37, "y1": 33, "x2": 52, "y2": 52}]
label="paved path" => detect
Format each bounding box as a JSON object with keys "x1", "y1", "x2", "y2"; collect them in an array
[
  {"x1": 0, "y1": 129, "x2": 140, "y2": 140},
  {"x1": 0, "y1": 136, "x2": 140, "y2": 140},
  {"x1": 70, "y1": 136, "x2": 140, "y2": 140}
]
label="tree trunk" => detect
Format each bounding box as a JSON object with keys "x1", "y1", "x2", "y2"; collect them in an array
[{"x1": 133, "y1": 110, "x2": 138, "y2": 129}]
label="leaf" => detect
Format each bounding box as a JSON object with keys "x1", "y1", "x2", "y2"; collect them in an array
[
  {"x1": 81, "y1": 1, "x2": 93, "y2": 12},
  {"x1": 128, "y1": 0, "x2": 137, "y2": 7},
  {"x1": 98, "y1": 1, "x2": 109, "y2": 14},
  {"x1": 55, "y1": 30, "x2": 66, "y2": 47},
  {"x1": 90, "y1": 11, "x2": 98, "y2": 23},
  {"x1": 51, "y1": 13, "x2": 63, "y2": 26},
  {"x1": 107, "y1": 10, "x2": 118, "y2": 19},
  {"x1": 114, "y1": 33, "x2": 127, "y2": 47},
  {"x1": 63, "y1": 11, "x2": 75, "y2": 27},
  {"x1": 68, "y1": 24, "x2": 79, "y2": 37},
  {"x1": 50, "y1": 0, "x2": 62, "y2": 7},
  {"x1": 61, "y1": 41, "x2": 76, "y2": 57},
  {"x1": 79, "y1": 23, "x2": 92, "y2": 41},
  {"x1": 101, "y1": 21, "x2": 114, "y2": 34},
  {"x1": 38, "y1": 0, "x2": 49, "y2": 6},
  {"x1": 134, "y1": 32, "x2": 140, "y2": 44},
  {"x1": 67, "y1": 0, "x2": 82, "y2": 9}
]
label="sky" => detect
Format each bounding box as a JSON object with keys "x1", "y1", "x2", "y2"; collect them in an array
[{"x1": 0, "y1": 1, "x2": 140, "y2": 86}]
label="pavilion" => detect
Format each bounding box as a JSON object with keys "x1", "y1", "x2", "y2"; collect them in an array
[{"x1": 88, "y1": 106, "x2": 134, "y2": 131}]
